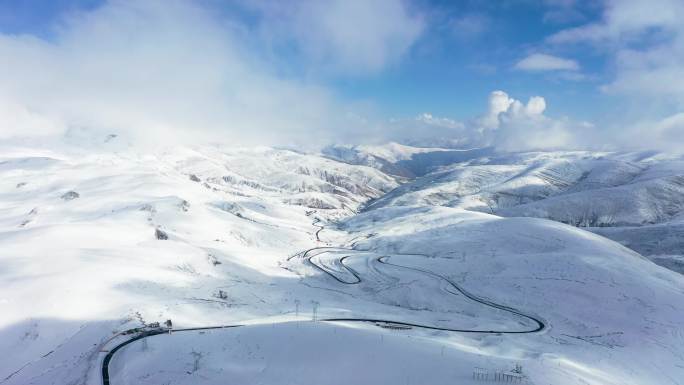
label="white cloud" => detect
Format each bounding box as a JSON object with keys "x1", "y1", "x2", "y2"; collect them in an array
[
  {"x1": 0, "y1": 0, "x2": 423, "y2": 148},
  {"x1": 525, "y1": 96, "x2": 547, "y2": 115},
  {"x1": 0, "y1": 98, "x2": 66, "y2": 139},
  {"x1": 549, "y1": 0, "x2": 684, "y2": 105},
  {"x1": 548, "y1": 0, "x2": 683, "y2": 45},
  {"x1": 416, "y1": 113, "x2": 464, "y2": 129},
  {"x1": 546, "y1": 0, "x2": 684, "y2": 151},
  {"x1": 617, "y1": 113, "x2": 684, "y2": 152},
  {"x1": 388, "y1": 91, "x2": 588, "y2": 152},
  {"x1": 479, "y1": 90, "x2": 515, "y2": 130},
  {"x1": 246, "y1": 0, "x2": 424, "y2": 75},
  {"x1": 515, "y1": 53, "x2": 580, "y2": 71},
  {"x1": 478, "y1": 91, "x2": 547, "y2": 131},
  {"x1": 474, "y1": 90, "x2": 580, "y2": 151},
  {"x1": 383, "y1": 113, "x2": 469, "y2": 148}
]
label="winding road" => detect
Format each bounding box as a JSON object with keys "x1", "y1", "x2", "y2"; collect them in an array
[
  {"x1": 298, "y1": 247, "x2": 544, "y2": 334},
  {"x1": 100, "y1": 222, "x2": 545, "y2": 385}
]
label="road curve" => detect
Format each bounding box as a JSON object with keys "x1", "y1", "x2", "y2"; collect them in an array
[
  {"x1": 377, "y1": 256, "x2": 543, "y2": 332},
  {"x1": 307, "y1": 253, "x2": 362, "y2": 284},
  {"x1": 300, "y1": 247, "x2": 545, "y2": 334},
  {"x1": 101, "y1": 224, "x2": 545, "y2": 384},
  {"x1": 101, "y1": 325, "x2": 243, "y2": 385},
  {"x1": 313, "y1": 218, "x2": 324, "y2": 242}
]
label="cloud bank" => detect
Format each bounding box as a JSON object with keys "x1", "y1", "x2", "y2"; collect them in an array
[
  {"x1": 389, "y1": 90, "x2": 592, "y2": 152},
  {"x1": 0, "y1": 0, "x2": 423, "y2": 148},
  {"x1": 0, "y1": 0, "x2": 680, "y2": 154}
]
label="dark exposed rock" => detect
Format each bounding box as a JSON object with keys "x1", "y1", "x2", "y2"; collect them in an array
[
  {"x1": 214, "y1": 290, "x2": 228, "y2": 300},
  {"x1": 155, "y1": 228, "x2": 168, "y2": 240},
  {"x1": 139, "y1": 203, "x2": 156, "y2": 213},
  {"x1": 189, "y1": 174, "x2": 201, "y2": 182},
  {"x1": 179, "y1": 200, "x2": 190, "y2": 212},
  {"x1": 207, "y1": 253, "x2": 221, "y2": 266},
  {"x1": 221, "y1": 175, "x2": 280, "y2": 192},
  {"x1": 16, "y1": 182, "x2": 27, "y2": 188},
  {"x1": 284, "y1": 197, "x2": 337, "y2": 209},
  {"x1": 61, "y1": 191, "x2": 80, "y2": 201}
]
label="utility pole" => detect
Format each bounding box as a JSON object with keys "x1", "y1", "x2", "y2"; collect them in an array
[
  {"x1": 294, "y1": 299, "x2": 300, "y2": 328},
  {"x1": 311, "y1": 300, "x2": 320, "y2": 322}
]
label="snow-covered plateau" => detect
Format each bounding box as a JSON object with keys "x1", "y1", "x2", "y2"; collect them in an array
[{"x1": 1, "y1": 140, "x2": 683, "y2": 385}]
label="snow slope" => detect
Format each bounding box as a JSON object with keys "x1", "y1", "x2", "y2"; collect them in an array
[
  {"x1": 322, "y1": 142, "x2": 492, "y2": 178},
  {"x1": 109, "y1": 322, "x2": 497, "y2": 385},
  {"x1": 362, "y1": 149, "x2": 684, "y2": 271},
  {"x1": 342, "y1": 206, "x2": 684, "y2": 385},
  {"x1": 0, "y1": 142, "x2": 397, "y2": 384},
  {"x1": 1, "y1": 141, "x2": 683, "y2": 385},
  {"x1": 105, "y1": 205, "x2": 684, "y2": 385}
]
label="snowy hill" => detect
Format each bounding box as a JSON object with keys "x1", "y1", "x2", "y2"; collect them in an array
[
  {"x1": 0, "y1": 142, "x2": 398, "y2": 384},
  {"x1": 1, "y1": 141, "x2": 683, "y2": 385},
  {"x1": 342, "y1": 205, "x2": 684, "y2": 385},
  {"x1": 322, "y1": 142, "x2": 493, "y2": 178},
  {"x1": 361, "y1": 148, "x2": 684, "y2": 272}
]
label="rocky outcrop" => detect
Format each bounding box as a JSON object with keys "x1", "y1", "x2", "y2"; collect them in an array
[
  {"x1": 155, "y1": 228, "x2": 168, "y2": 240},
  {"x1": 61, "y1": 191, "x2": 80, "y2": 201}
]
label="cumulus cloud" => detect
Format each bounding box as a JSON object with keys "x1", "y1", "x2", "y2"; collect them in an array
[
  {"x1": 388, "y1": 90, "x2": 589, "y2": 152},
  {"x1": 0, "y1": 0, "x2": 423, "y2": 148},
  {"x1": 479, "y1": 90, "x2": 515, "y2": 130},
  {"x1": 400, "y1": 88, "x2": 681, "y2": 153},
  {"x1": 515, "y1": 53, "x2": 580, "y2": 71},
  {"x1": 474, "y1": 90, "x2": 583, "y2": 151},
  {"x1": 478, "y1": 91, "x2": 548, "y2": 129},
  {"x1": 525, "y1": 96, "x2": 547, "y2": 115}
]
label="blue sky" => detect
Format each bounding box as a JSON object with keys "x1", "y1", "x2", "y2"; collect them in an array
[
  {"x1": 0, "y1": 0, "x2": 682, "y2": 150},
  {"x1": 329, "y1": 0, "x2": 604, "y2": 118},
  {"x1": 0, "y1": 0, "x2": 102, "y2": 36}
]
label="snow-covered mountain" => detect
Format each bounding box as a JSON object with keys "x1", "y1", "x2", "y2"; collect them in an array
[
  {"x1": 0, "y1": 142, "x2": 398, "y2": 384},
  {"x1": 322, "y1": 142, "x2": 493, "y2": 178},
  {"x1": 1, "y1": 140, "x2": 683, "y2": 385},
  {"x1": 358, "y1": 147, "x2": 684, "y2": 273}
]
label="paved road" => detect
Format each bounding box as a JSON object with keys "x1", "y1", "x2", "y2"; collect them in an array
[
  {"x1": 101, "y1": 223, "x2": 545, "y2": 384},
  {"x1": 101, "y1": 325, "x2": 243, "y2": 385},
  {"x1": 301, "y1": 247, "x2": 545, "y2": 334}
]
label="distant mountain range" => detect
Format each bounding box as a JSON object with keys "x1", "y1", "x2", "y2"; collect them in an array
[{"x1": 324, "y1": 143, "x2": 684, "y2": 274}]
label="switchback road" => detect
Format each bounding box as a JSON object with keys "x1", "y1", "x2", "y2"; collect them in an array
[{"x1": 101, "y1": 223, "x2": 544, "y2": 384}]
